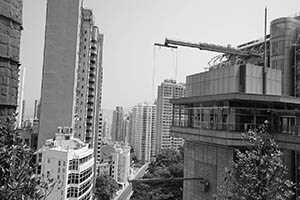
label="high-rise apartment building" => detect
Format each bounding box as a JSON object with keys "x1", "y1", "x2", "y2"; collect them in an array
[
  {"x1": 102, "y1": 118, "x2": 111, "y2": 142},
  {"x1": 37, "y1": 126, "x2": 94, "y2": 200},
  {"x1": 121, "y1": 115, "x2": 130, "y2": 144},
  {"x1": 73, "y1": 8, "x2": 104, "y2": 149},
  {"x1": 155, "y1": 79, "x2": 185, "y2": 154},
  {"x1": 111, "y1": 106, "x2": 124, "y2": 143},
  {"x1": 33, "y1": 99, "x2": 40, "y2": 120},
  {"x1": 170, "y1": 15, "x2": 300, "y2": 200},
  {"x1": 131, "y1": 102, "x2": 156, "y2": 162},
  {"x1": 0, "y1": 0, "x2": 23, "y2": 121},
  {"x1": 38, "y1": 0, "x2": 82, "y2": 148},
  {"x1": 38, "y1": 0, "x2": 104, "y2": 149}
]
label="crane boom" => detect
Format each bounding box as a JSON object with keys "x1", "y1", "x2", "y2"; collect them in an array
[{"x1": 161, "y1": 38, "x2": 260, "y2": 58}]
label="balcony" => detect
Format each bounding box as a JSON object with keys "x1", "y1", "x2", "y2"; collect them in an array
[
  {"x1": 88, "y1": 91, "x2": 95, "y2": 97},
  {"x1": 90, "y1": 55, "x2": 96, "y2": 64},
  {"x1": 90, "y1": 63, "x2": 96, "y2": 70},
  {"x1": 87, "y1": 110, "x2": 93, "y2": 117},
  {"x1": 87, "y1": 98, "x2": 94, "y2": 104},
  {"x1": 91, "y1": 42, "x2": 97, "y2": 50},
  {"x1": 86, "y1": 118, "x2": 93, "y2": 125},
  {"x1": 88, "y1": 84, "x2": 95, "y2": 90},
  {"x1": 91, "y1": 49, "x2": 97, "y2": 56},
  {"x1": 89, "y1": 77, "x2": 95, "y2": 83},
  {"x1": 87, "y1": 104, "x2": 93, "y2": 111}
]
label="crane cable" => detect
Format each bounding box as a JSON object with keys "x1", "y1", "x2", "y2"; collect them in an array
[
  {"x1": 152, "y1": 46, "x2": 179, "y2": 100},
  {"x1": 152, "y1": 46, "x2": 157, "y2": 100}
]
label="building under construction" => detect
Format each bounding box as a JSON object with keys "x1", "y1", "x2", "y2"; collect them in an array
[
  {"x1": 168, "y1": 15, "x2": 300, "y2": 199},
  {"x1": 0, "y1": 0, "x2": 23, "y2": 121}
]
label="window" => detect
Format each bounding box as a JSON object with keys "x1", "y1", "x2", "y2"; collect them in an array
[
  {"x1": 37, "y1": 165, "x2": 41, "y2": 174},
  {"x1": 58, "y1": 168, "x2": 60, "y2": 173},
  {"x1": 69, "y1": 159, "x2": 79, "y2": 170},
  {"x1": 38, "y1": 153, "x2": 42, "y2": 163},
  {"x1": 48, "y1": 159, "x2": 50, "y2": 164},
  {"x1": 58, "y1": 161, "x2": 61, "y2": 166},
  {"x1": 57, "y1": 175, "x2": 60, "y2": 179}
]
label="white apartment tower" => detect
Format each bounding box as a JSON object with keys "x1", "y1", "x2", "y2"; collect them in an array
[
  {"x1": 155, "y1": 79, "x2": 185, "y2": 154},
  {"x1": 36, "y1": 126, "x2": 94, "y2": 200},
  {"x1": 131, "y1": 102, "x2": 156, "y2": 162}
]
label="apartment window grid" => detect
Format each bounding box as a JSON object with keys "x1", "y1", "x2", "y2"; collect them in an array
[
  {"x1": 67, "y1": 187, "x2": 78, "y2": 198},
  {"x1": 69, "y1": 159, "x2": 79, "y2": 170}
]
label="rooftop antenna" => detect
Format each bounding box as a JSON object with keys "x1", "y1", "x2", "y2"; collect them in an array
[{"x1": 263, "y1": 6, "x2": 268, "y2": 95}]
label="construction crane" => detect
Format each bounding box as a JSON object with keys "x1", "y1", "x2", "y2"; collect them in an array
[{"x1": 155, "y1": 38, "x2": 261, "y2": 59}]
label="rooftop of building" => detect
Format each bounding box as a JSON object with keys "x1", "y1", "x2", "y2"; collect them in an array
[{"x1": 41, "y1": 126, "x2": 89, "y2": 152}]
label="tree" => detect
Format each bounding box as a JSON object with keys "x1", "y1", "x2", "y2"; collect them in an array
[
  {"x1": 131, "y1": 148, "x2": 184, "y2": 200},
  {"x1": 215, "y1": 123, "x2": 294, "y2": 200},
  {"x1": 95, "y1": 175, "x2": 119, "y2": 200},
  {"x1": 148, "y1": 148, "x2": 183, "y2": 174},
  {"x1": 0, "y1": 119, "x2": 60, "y2": 200}
]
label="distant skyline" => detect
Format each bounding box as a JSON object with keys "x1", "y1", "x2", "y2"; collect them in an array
[{"x1": 21, "y1": 0, "x2": 300, "y2": 118}]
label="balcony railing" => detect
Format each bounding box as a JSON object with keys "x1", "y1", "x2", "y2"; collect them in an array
[{"x1": 172, "y1": 119, "x2": 300, "y2": 136}]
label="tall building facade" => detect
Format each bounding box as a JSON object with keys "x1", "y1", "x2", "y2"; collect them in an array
[
  {"x1": 111, "y1": 106, "x2": 124, "y2": 143},
  {"x1": 72, "y1": 8, "x2": 104, "y2": 150},
  {"x1": 155, "y1": 79, "x2": 185, "y2": 154},
  {"x1": 170, "y1": 15, "x2": 300, "y2": 200},
  {"x1": 0, "y1": 0, "x2": 23, "y2": 121},
  {"x1": 38, "y1": 0, "x2": 104, "y2": 149},
  {"x1": 131, "y1": 102, "x2": 156, "y2": 162},
  {"x1": 38, "y1": 0, "x2": 82, "y2": 148}
]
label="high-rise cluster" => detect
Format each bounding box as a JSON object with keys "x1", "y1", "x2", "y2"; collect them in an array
[{"x1": 36, "y1": 0, "x2": 104, "y2": 199}]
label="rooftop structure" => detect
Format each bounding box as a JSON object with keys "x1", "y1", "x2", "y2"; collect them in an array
[{"x1": 169, "y1": 15, "x2": 300, "y2": 200}]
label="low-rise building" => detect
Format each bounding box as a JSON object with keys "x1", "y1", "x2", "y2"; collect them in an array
[
  {"x1": 97, "y1": 144, "x2": 130, "y2": 183},
  {"x1": 36, "y1": 126, "x2": 94, "y2": 200}
]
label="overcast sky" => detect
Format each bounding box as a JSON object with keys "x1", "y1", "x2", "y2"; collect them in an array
[{"x1": 21, "y1": 0, "x2": 300, "y2": 117}]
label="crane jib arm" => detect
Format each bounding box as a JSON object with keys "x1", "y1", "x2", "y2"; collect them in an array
[{"x1": 164, "y1": 38, "x2": 260, "y2": 58}]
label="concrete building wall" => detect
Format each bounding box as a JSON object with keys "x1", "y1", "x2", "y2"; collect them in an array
[
  {"x1": 0, "y1": 0, "x2": 23, "y2": 121},
  {"x1": 270, "y1": 17, "x2": 300, "y2": 96},
  {"x1": 186, "y1": 64, "x2": 281, "y2": 97},
  {"x1": 38, "y1": 0, "x2": 81, "y2": 148},
  {"x1": 184, "y1": 141, "x2": 233, "y2": 200}
]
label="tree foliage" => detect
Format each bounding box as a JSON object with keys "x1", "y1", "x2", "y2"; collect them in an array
[
  {"x1": 95, "y1": 175, "x2": 119, "y2": 200},
  {"x1": 0, "y1": 119, "x2": 60, "y2": 200},
  {"x1": 215, "y1": 124, "x2": 294, "y2": 200},
  {"x1": 131, "y1": 147, "x2": 184, "y2": 200}
]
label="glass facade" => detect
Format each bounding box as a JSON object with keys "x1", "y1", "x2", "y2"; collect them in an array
[{"x1": 172, "y1": 99, "x2": 300, "y2": 136}]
